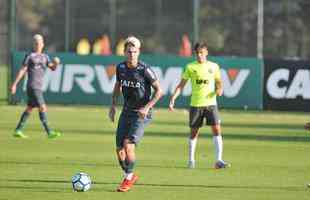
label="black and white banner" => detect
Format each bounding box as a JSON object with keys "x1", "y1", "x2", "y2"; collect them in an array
[{"x1": 264, "y1": 59, "x2": 310, "y2": 111}]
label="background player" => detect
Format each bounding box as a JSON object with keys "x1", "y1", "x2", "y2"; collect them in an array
[
  {"x1": 109, "y1": 36, "x2": 163, "y2": 192},
  {"x1": 10, "y1": 34, "x2": 61, "y2": 139},
  {"x1": 169, "y1": 42, "x2": 230, "y2": 169}
]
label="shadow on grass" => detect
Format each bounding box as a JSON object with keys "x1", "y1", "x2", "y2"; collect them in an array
[
  {"x1": 1, "y1": 125, "x2": 309, "y2": 143},
  {"x1": 2, "y1": 179, "x2": 115, "y2": 192},
  {"x1": 152, "y1": 120, "x2": 305, "y2": 130},
  {"x1": 2, "y1": 178, "x2": 304, "y2": 192},
  {"x1": 0, "y1": 160, "x2": 193, "y2": 170},
  {"x1": 0, "y1": 185, "x2": 67, "y2": 193}
]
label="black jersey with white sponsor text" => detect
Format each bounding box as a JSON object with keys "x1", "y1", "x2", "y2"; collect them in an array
[
  {"x1": 22, "y1": 52, "x2": 51, "y2": 90},
  {"x1": 116, "y1": 61, "x2": 157, "y2": 111}
]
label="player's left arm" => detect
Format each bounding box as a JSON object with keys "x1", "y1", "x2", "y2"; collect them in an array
[
  {"x1": 146, "y1": 80, "x2": 163, "y2": 109},
  {"x1": 215, "y1": 65, "x2": 223, "y2": 96},
  {"x1": 47, "y1": 56, "x2": 61, "y2": 71},
  {"x1": 215, "y1": 79, "x2": 223, "y2": 96},
  {"x1": 138, "y1": 80, "x2": 163, "y2": 119},
  {"x1": 138, "y1": 67, "x2": 163, "y2": 118}
]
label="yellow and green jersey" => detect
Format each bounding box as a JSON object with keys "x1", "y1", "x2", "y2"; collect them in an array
[{"x1": 182, "y1": 60, "x2": 221, "y2": 107}]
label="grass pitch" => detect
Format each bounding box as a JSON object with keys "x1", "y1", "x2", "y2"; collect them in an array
[
  {"x1": 0, "y1": 66, "x2": 8, "y2": 103},
  {"x1": 0, "y1": 105, "x2": 310, "y2": 200}
]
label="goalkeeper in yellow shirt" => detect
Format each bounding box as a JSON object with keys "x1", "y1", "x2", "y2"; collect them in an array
[{"x1": 169, "y1": 42, "x2": 230, "y2": 169}]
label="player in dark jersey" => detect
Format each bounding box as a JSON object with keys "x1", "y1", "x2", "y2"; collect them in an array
[
  {"x1": 109, "y1": 36, "x2": 163, "y2": 192},
  {"x1": 10, "y1": 34, "x2": 61, "y2": 139}
]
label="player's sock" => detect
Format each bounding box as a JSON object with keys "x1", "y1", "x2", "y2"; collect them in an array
[
  {"x1": 125, "y1": 173, "x2": 133, "y2": 180},
  {"x1": 15, "y1": 111, "x2": 30, "y2": 131},
  {"x1": 118, "y1": 159, "x2": 128, "y2": 172},
  {"x1": 39, "y1": 112, "x2": 51, "y2": 134},
  {"x1": 213, "y1": 135, "x2": 223, "y2": 161},
  {"x1": 189, "y1": 137, "x2": 197, "y2": 162},
  {"x1": 125, "y1": 160, "x2": 136, "y2": 180}
]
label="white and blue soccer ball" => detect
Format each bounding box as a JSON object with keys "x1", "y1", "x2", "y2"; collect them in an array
[{"x1": 71, "y1": 172, "x2": 91, "y2": 192}]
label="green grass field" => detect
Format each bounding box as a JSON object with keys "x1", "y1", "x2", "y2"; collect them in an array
[
  {"x1": 0, "y1": 106, "x2": 310, "y2": 200},
  {"x1": 0, "y1": 66, "x2": 8, "y2": 103}
]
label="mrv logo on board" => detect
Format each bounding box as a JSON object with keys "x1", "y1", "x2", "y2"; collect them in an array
[{"x1": 22, "y1": 64, "x2": 250, "y2": 98}]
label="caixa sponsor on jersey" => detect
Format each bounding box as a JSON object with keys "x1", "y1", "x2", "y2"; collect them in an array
[{"x1": 264, "y1": 59, "x2": 310, "y2": 111}]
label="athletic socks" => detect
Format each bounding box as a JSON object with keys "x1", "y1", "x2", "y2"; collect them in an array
[
  {"x1": 39, "y1": 112, "x2": 51, "y2": 134},
  {"x1": 213, "y1": 135, "x2": 223, "y2": 161},
  {"x1": 15, "y1": 111, "x2": 30, "y2": 131},
  {"x1": 188, "y1": 137, "x2": 197, "y2": 162},
  {"x1": 118, "y1": 160, "x2": 128, "y2": 172},
  {"x1": 188, "y1": 135, "x2": 224, "y2": 164},
  {"x1": 126, "y1": 160, "x2": 136, "y2": 173},
  {"x1": 119, "y1": 159, "x2": 136, "y2": 180},
  {"x1": 125, "y1": 173, "x2": 133, "y2": 180},
  {"x1": 125, "y1": 160, "x2": 136, "y2": 180}
]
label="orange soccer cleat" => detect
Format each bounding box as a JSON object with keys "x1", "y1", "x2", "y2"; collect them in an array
[{"x1": 117, "y1": 174, "x2": 139, "y2": 192}]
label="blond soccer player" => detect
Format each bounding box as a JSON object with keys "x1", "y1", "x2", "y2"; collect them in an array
[{"x1": 11, "y1": 34, "x2": 61, "y2": 139}]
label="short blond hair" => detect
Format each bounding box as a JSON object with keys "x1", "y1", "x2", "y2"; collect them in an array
[
  {"x1": 124, "y1": 36, "x2": 141, "y2": 49},
  {"x1": 33, "y1": 34, "x2": 44, "y2": 41}
]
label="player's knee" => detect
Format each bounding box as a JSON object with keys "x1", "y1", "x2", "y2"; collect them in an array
[
  {"x1": 116, "y1": 148, "x2": 126, "y2": 159},
  {"x1": 39, "y1": 105, "x2": 47, "y2": 112},
  {"x1": 190, "y1": 133, "x2": 198, "y2": 139},
  {"x1": 125, "y1": 149, "x2": 136, "y2": 161},
  {"x1": 125, "y1": 144, "x2": 133, "y2": 152},
  {"x1": 26, "y1": 106, "x2": 33, "y2": 113},
  {"x1": 211, "y1": 125, "x2": 221, "y2": 135},
  {"x1": 124, "y1": 143, "x2": 135, "y2": 156},
  {"x1": 190, "y1": 128, "x2": 199, "y2": 139}
]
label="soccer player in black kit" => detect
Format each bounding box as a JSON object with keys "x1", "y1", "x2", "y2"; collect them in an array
[
  {"x1": 109, "y1": 36, "x2": 163, "y2": 192},
  {"x1": 10, "y1": 34, "x2": 61, "y2": 139}
]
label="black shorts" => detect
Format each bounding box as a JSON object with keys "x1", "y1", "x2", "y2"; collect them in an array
[
  {"x1": 27, "y1": 88, "x2": 45, "y2": 107},
  {"x1": 189, "y1": 106, "x2": 220, "y2": 128},
  {"x1": 116, "y1": 110, "x2": 152, "y2": 148}
]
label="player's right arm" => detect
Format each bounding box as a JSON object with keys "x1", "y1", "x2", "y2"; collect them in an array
[
  {"x1": 10, "y1": 65, "x2": 28, "y2": 95},
  {"x1": 109, "y1": 81, "x2": 121, "y2": 122},
  {"x1": 169, "y1": 78, "x2": 188, "y2": 111},
  {"x1": 169, "y1": 64, "x2": 190, "y2": 111},
  {"x1": 109, "y1": 65, "x2": 122, "y2": 122},
  {"x1": 11, "y1": 54, "x2": 31, "y2": 94}
]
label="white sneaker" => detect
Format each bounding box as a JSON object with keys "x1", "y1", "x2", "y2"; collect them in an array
[{"x1": 187, "y1": 160, "x2": 195, "y2": 169}]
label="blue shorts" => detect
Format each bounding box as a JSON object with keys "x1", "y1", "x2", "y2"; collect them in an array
[
  {"x1": 27, "y1": 88, "x2": 45, "y2": 107},
  {"x1": 116, "y1": 110, "x2": 152, "y2": 148}
]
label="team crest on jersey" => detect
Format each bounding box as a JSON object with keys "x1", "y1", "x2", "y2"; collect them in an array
[
  {"x1": 119, "y1": 64, "x2": 125, "y2": 68},
  {"x1": 208, "y1": 69, "x2": 213, "y2": 74}
]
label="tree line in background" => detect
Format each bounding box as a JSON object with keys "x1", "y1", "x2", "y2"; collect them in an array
[{"x1": 10, "y1": 0, "x2": 310, "y2": 59}]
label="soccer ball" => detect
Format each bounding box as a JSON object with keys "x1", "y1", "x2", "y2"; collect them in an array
[{"x1": 71, "y1": 172, "x2": 91, "y2": 192}]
